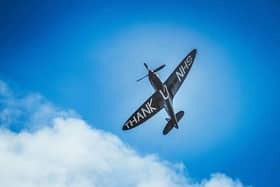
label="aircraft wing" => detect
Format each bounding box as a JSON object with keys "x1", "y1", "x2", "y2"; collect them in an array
[
  {"x1": 122, "y1": 91, "x2": 165, "y2": 130},
  {"x1": 164, "y1": 49, "x2": 197, "y2": 99}
]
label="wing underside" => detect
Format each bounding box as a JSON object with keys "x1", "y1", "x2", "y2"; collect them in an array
[
  {"x1": 122, "y1": 91, "x2": 164, "y2": 130},
  {"x1": 164, "y1": 49, "x2": 197, "y2": 98}
]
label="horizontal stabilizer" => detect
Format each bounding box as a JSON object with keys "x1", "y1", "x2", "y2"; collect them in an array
[
  {"x1": 163, "y1": 120, "x2": 173, "y2": 135},
  {"x1": 163, "y1": 111, "x2": 184, "y2": 135},
  {"x1": 176, "y1": 111, "x2": 184, "y2": 121}
]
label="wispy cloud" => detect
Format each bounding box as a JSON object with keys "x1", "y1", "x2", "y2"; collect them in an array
[
  {"x1": 0, "y1": 80, "x2": 78, "y2": 131},
  {"x1": 0, "y1": 80, "x2": 248, "y2": 187}
]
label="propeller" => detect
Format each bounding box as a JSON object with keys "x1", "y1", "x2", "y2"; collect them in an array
[
  {"x1": 137, "y1": 63, "x2": 166, "y2": 82},
  {"x1": 137, "y1": 74, "x2": 148, "y2": 82},
  {"x1": 144, "y1": 63, "x2": 149, "y2": 70},
  {"x1": 153, "y1": 64, "x2": 166, "y2": 72}
]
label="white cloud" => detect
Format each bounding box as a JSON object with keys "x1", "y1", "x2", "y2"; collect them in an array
[
  {"x1": 0, "y1": 80, "x2": 248, "y2": 187},
  {"x1": 0, "y1": 80, "x2": 78, "y2": 130}
]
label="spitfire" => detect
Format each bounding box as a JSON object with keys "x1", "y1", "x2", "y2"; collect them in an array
[{"x1": 123, "y1": 49, "x2": 197, "y2": 135}]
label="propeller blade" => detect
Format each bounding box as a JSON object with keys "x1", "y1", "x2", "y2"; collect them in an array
[
  {"x1": 137, "y1": 74, "x2": 148, "y2": 82},
  {"x1": 144, "y1": 63, "x2": 149, "y2": 70},
  {"x1": 153, "y1": 64, "x2": 166, "y2": 72}
]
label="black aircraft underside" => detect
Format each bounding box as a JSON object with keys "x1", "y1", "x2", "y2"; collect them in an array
[{"x1": 123, "y1": 49, "x2": 197, "y2": 135}]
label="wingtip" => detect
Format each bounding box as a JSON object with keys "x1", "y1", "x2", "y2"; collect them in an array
[
  {"x1": 192, "y1": 49, "x2": 197, "y2": 54},
  {"x1": 122, "y1": 125, "x2": 128, "y2": 131}
]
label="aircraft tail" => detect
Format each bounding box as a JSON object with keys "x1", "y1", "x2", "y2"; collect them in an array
[{"x1": 163, "y1": 111, "x2": 184, "y2": 135}]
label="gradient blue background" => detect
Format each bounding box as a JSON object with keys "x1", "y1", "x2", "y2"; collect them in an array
[{"x1": 0, "y1": 1, "x2": 279, "y2": 186}]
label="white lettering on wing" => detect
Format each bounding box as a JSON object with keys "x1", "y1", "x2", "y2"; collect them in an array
[
  {"x1": 159, "y1": 84, "x2": 170, "y2": 100},
  {"x1": 146, "y1": 98, "x2": 157, "y2": 113},
  {"x1": 176, "y1": 67, "x2": 184, "y2": 82},
  {"x1": 136, "y1": 111, "x2": 144, "y2": 121},
  {"x1": 128, "y1": 116, "x2": 137, "y2": 127},
  {"x1": 175, "y1": 55, "x2": 193, "y2": 82},
  {"x1": 126, "y1": 98, "x2": 157, "y2": 128},
  {"x1": 141, "y1": 107, "x2": 150, "y2": 117}
]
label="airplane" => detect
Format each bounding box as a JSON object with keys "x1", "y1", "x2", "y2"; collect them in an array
[{"x1": 122, "y1": 49, "x2": 197, "y2": 135}]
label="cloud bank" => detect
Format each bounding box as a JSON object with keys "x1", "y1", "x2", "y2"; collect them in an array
[{"x1": 0, "y1": 80, "x2": 247, "y2": 187}]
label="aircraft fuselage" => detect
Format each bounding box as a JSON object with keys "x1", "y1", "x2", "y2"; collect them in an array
[{"x1": 148, "y1": 70, "x2": 178, "y2": 128}]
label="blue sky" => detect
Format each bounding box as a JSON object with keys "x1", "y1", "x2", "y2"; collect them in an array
[{"x1": 0, "y1": 0, "x2": 279, "y2": 186}]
